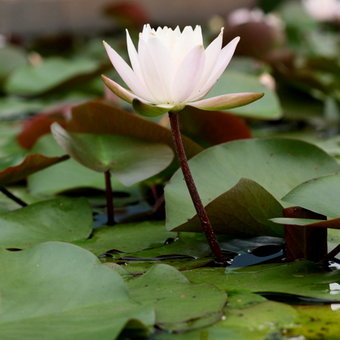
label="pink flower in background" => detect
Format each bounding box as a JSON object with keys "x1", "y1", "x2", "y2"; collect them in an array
[{"x1": 303, "y1": 0, "x2": 340, "y2": 22}]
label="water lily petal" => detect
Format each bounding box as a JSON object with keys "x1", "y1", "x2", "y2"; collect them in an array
[
  {"x1": 103, "y1": 41, "x2": 150, "y2": 99},
  {"x1": 199, "y1": 37, "x2": 240, "y2": 96},
  {"x1": 172, "y1": 45, "x2": 205, "y2": 103},
  {"x1": 138, "y1": 35, "x2": 174, "y2": 102},
  {"x1": 188, "y1": 28, "x2": 224, "y2": 101},
  {"x1": 101, "y1": 75, "x2": 138, "y2": 103},
  {"x1": 174, "y1": 26, "x2": 202, "y2": 62},
  {"x1": 126, "y1": 30, "x2": 154, "y2": 102},
  {"x1": 132, "y1": 99, "x2": 170, "y2": 117},
  {"x1": 188, "y1": 92, "x2": 264, "y2": 111}
]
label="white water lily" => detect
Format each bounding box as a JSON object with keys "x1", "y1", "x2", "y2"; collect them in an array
[{"x1": 102, "y1": 24, "x2": 263, "y2": 116}]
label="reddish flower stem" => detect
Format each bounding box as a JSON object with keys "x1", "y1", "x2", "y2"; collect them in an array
[
  {"x1": 104, "y1": 170, "x2": 115, "y2": 226},
  {"x1": 168, "y1": 111, "x2": 225, "y2": 265}
]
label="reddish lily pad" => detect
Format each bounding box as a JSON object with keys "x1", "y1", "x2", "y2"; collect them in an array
[
  {"x1": 17, "y1": 104, "x2": 71, "y2": 149},
  {"x1": 67, "y1": 100, "x2": 202, "y2": 159},
  {"x1": 179, "y1": 106, "x2": 251, "y2": 146},
  {"x1": 0, "y1": 153, "x2": 68, "y2": 186}
]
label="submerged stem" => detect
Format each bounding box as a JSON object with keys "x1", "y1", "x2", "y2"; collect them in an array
[
  {"x1": 104, "y1": 170, "x2": 115, "y2": 226},
  {"x1": 0, "y1": 187, "x2": 28, "y2": 207},
  {"x1": 168, "y1": 111, "x2": 225, "y2": 265}
]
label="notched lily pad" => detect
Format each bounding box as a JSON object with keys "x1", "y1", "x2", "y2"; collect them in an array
[
  {"x1": 68, "y1": 100, "x2": 202, "y2": 159},
  {"x1": 165, "y1": 138, "x2": 340, "y2": 234},
  {"x1": 128, "y1": 264, "x2": 227, "y2": 331},
  {"x1": 0, "y1": 197, "x2": 92, "y2": 249},
  {"x1": 0, "y1": 242, "x2": 154, "y2": 339},
  {"x1": 173, "y1": 178, "x2": 284, "y2": 237},
  {"x1": 27, "y1": 135, "x2": 126, "y2": 195},
  {"x1": 51, "y1": 123, "x2": 174, "y2": 186},
  {"x1": 155, "y1": 301, "x2": 297, "y2": 340}
]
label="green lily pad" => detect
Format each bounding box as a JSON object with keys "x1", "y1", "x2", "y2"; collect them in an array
[
  {"x1": 165, "y1": 138, "x2": 340, "y2": 233},
  {"x1": 68, "y1": 100, "x2": 202, "y2": 159},
  {"x1": 207, "y1": 71, "x2": 282, "y2": 119},
  {"x1": 0, "y1": 197, "x2": 92, "y2": 249},
  {"x1": 74, "y1": 221, "x2": 175, "y2": 256},
  {"x1": 271, "y1": 217, "x2": 340, "y2": 232},
  {"x1": 155, "y1": 301, "x2": 297, "y2": 340},
  {"x1": 283, "y1": 173, "x2": 340, "y2": 218},
  {"x1": 0, "y1": 46, "x2": 27, "y2": 85},
  {"x1": 0, "y1": 96, "x2": 46, "y2": 119},
  {"x1": 0, "y1": 242, "x2": 154, "y2": 339},
  {"x1": 0, "y1": 153, "x2": 68, "y2": 186},
  {"x1": 271, "y1": 217, "x2": 325, "y2": 226},
  {"x1": 5, "y1": 57, "x2": 99, "y2": 96},
  {"x1": 51, "y1": 124, "x2": 174, "y2": 186},
  {"x1": 128, "y1": 264, "x2": 227, "y2": 331},
  {"x1": 184, "y1": 261, "x2": 340, "y2": 301},
  {"x1": 27, "y1": 135, "x2": 127, "y2": 195},
  {"x1": 173, "y1": 178, "x2": 283, "y2": 237},
  {"x1": 226, "y1": 290, "x2": 267, "y2": 309}
]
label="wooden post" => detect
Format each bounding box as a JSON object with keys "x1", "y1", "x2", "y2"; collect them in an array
[{"x1": 284, "y1": 206, "x2": 327, "y2": 262}]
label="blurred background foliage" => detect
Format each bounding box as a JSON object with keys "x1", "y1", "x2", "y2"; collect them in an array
[{"x1": 0, "y1": 0, "x2": 339, "y2": 181}]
